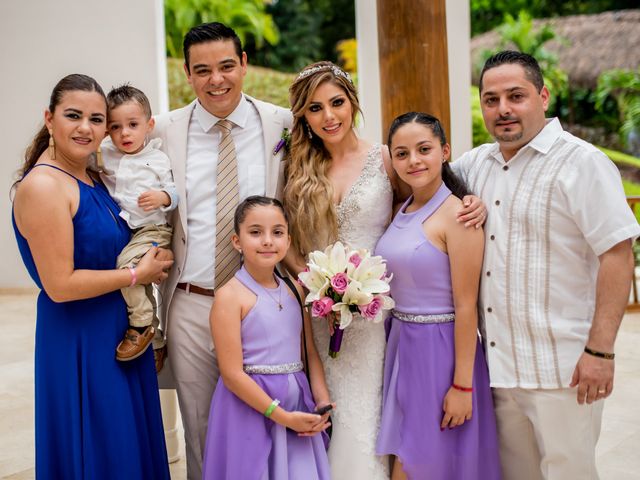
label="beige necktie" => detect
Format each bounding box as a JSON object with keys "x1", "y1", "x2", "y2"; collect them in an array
[{"x1": 214, "y1": 119, "x2": 241, "y2": 289}]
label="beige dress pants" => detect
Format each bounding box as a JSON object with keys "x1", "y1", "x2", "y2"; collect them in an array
[
  {"x1": 116, "y1": 224, "x2": 173, "y2": 348},
  {"x1": 493, "y1": 387, "x2": 604, "y2": 480},
  {"x1": 166, "y1": 287, "x2": 218, "y2": 480}
]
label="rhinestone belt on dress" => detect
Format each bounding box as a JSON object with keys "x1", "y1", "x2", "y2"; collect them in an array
[
  {"x1": 243, "y1": 361, "x2": 303, "y2": 374},
  {"x1": 392, "y1": 310, "x2": 455, "y2": 324}
]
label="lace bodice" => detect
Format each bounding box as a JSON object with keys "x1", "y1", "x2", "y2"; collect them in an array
[
  {"x1": 335, "y1": 144, "x2": 393, "y2": 251},
  {"x1": 312, "y1": 143, "x2": 393, "y2": 479}
]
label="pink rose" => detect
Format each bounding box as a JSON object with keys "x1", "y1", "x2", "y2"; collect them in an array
[
  {"x1": 348, "y1": 253, "x2": 362, "y2": 268},
  {"x1": 359, "y1": 296, "x2": 383, "y2": 320},
  {"x1": 330, "y1": 272, "x2": 349, "y2": 294},
  {"x1": 312, "y1": 297, "x2": 335, "y2": 317}
]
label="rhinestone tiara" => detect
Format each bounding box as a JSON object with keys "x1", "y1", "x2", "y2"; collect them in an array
[{"x1": 296, "y1": 64, "x2": 353, "y2": 84}]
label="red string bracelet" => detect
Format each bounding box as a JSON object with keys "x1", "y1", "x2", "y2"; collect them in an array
[{"x1": 452, "y1": 383, "x2": 473, "y2": 393}]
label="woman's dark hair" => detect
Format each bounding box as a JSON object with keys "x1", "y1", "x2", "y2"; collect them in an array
[
  {"x1": 17, "y1": 74, "x2": 106, "y2": 185},
  {"x1": 234, "y1": 196, "x2": 289, "y2": 234},
  {"x1": 387, "y1": 112, "x2": 471, "y2": 200}
]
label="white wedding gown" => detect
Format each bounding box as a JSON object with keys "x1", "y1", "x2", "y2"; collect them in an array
[{"x1": 312, "y1": 144, "x2": 393, "y2": 479}]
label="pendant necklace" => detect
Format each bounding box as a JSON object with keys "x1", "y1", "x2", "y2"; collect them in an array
[{"x1": 259, "y1": 276, "x2": 283, "y2": 311}]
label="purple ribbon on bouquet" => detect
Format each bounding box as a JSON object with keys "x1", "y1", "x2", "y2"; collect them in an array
[{"x1": 328, "y1": 325, "x2": 344, "y2": 358}]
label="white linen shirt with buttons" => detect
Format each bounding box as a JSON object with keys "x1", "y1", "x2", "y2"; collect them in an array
[
  {"x1": 99, "y1": 137, "x2": 178, "y2": 229},
  {"x1": 452, "y1": 118, "x2": 640, "y2": 389},
  {"x1": 180, "y1": 95, "x2": 266, "y2": 288}
]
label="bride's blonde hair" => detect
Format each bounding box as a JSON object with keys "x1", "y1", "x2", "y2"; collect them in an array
[{"x1": 283, "y1": 61, "x2": 362, "y2": 256}]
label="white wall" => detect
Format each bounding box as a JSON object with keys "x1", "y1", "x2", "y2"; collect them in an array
[
  {"x1": 0, "y1": 0, "x2": 168, "y2": 288},
  {"x1": 355, "y1": 0, "x2": 472, "y2": 159}
]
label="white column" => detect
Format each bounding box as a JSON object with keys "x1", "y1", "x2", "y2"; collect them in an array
[
  {"x1": 445, "y1": 0, "x2": 472, "y2": 160},
  {"x1": 355, "y1": 0, "x2": 383, "y2": 144}
]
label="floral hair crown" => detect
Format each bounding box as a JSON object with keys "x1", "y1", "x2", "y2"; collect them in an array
[{"x1": 296, "y1": 64, "x2": 353, "y2": 84}]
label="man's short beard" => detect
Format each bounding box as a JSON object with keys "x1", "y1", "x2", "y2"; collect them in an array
[{"x1": 495, "y1": 131, "x2": 523, "y2": 143}]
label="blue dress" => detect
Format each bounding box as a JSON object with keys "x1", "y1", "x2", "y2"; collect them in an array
[{"x1": 12, "y1": 164, "x2": 169, "y2": 479}]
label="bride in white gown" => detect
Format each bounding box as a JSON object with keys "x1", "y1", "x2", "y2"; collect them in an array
[
  {"x1": 283, "y1": 61, "x2": 398, "y2": 479},
  {"x1": 283, "y1": 62, "x2": 485, "y2": 479}
]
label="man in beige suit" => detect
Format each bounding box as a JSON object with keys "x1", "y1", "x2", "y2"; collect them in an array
[{"x1": 152, "y1": 22, "x2": 292, "y2": 479}]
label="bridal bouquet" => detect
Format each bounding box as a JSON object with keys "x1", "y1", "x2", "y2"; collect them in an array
[{"x1": 298, "y1": 241, "x2": 395, "y2": 358}]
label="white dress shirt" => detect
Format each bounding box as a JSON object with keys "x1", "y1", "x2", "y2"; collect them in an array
[
  {"x1": 99, "y1": 137, "x2": 178, "y2": 229},
  {"x1": 453, "y1": 118, "x2": 640, "y2": 388},
  {"x1": 180, "y1": 95, "x2": 266, "y2": 288}
]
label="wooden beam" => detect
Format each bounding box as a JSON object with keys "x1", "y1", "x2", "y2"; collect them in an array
[{"x1": 376, "y1": 0, "x2": 451, "y2": 140}]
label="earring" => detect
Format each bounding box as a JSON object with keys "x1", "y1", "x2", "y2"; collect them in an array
[
  {"x1": 305, "y1": 122, "x2": 313, "y2": 140},
  {"x1": 48, "y1": 130, "x2": 55, "y2": 160},
  {"x1": 96, "y1": 145, "x2": 104, "y2": 170},
  {"x1": 238, "y1": 248, "x2": 243, "y2": 255}
]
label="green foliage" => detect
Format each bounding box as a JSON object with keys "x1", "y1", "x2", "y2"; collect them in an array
[
  {"x1": 247, "y1": 0, "x2": 323, "y2": 72},
  {"x1": 470, "y1": 0, "x2": 638, "y2": 36},
  {"x1": 313, "y1": 0, "x2": 356, "y2": 62},
  {"x1": 167, "y1": 57, "x2": 293, "y2": 110},
  {"x1": 497, "y1": 11, "x2": 556, "y2": 54},
  {"x1": 250, "y1": 0, "x2": 355, "y2": 71},
  {"x1": 595, "y1": 68, "x2": 640, "y2": 149},
  {"x1": 478, "y1": 11, "x2": 568, "y2": 109},
  {"x1": 164, "y1": 0, "x2": 279, "y2": 59},
  {"x1": 471, "y1": 86, "x2": 493, "y2": 146}
]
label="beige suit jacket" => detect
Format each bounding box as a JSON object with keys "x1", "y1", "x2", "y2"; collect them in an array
[{"x1": 152, "y1": 95, "x2": 293, "y2": 333}]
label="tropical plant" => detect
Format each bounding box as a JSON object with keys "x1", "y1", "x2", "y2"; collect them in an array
[
  {"x1": 595, "y1": 68, "x2": 640, "y2": 153},
  {"x1": 248, "y1": 0, "x2": 323, "y2": 72},
  {"x1": 164, "y1": 0, "x2": 279, "y2": 59}
]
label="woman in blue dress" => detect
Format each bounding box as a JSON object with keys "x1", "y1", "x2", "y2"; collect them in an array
[{"x1": 11, "y1": 74, "x2": 173, "y2": 479}]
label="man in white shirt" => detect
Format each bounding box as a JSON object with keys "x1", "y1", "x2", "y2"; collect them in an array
[
  {"x1": 453, "y1": 51, "x2": 639, "y2": 479},
  {"x1": 152, "y1": 22, "x2": 292, "y2": 479}
]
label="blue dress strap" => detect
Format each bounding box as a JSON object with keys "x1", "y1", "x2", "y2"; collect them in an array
[{"x1": 30, "y1": 163, "x2": 80, "y2": 180}]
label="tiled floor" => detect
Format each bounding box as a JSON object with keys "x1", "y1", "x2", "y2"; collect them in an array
[{"x1": 1, "y1": 291, "x2": 639, "y2": 479}]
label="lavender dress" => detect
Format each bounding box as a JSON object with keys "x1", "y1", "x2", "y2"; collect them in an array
[
  {"x1": 202, "y1": 266, "x2": 330, "y2": 480},
  {"x1": 375, "y1": 183, "x2": 501, "y2": 479}
]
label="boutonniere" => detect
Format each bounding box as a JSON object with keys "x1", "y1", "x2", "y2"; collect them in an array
[{"x1": 273, "y1": 128, "x2": 291, "y2": 155}]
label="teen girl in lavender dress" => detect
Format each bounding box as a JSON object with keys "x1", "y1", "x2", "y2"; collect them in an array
[{"x1": 375, "y1": 113, "x2": 501, "y2": 479}]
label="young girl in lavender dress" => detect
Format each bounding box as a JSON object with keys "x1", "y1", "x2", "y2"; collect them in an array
[
  {"x1": 375, "y1": 113, "x2": 501, "y2": 479},
  {"x1": 202, "y1": 196, "x2": 333, "y2": 480}
]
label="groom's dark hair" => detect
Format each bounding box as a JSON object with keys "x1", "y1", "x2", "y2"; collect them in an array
[{"x1": 183, "y1": 22, "x2": 244, "y2": 73}]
